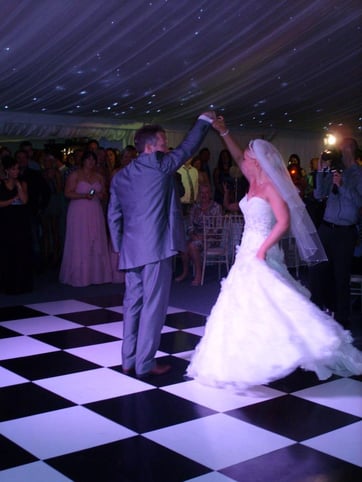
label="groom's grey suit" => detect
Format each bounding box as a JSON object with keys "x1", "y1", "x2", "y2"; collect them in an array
[{"x1": 108, "y1": 116, "x2": 211, "y2": 375}]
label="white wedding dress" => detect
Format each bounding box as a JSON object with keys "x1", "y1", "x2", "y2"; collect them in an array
[{"x1": 187, "y1": 196, "x2": 362, "y2": 391}]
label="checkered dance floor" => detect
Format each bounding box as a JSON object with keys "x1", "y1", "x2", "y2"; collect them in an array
[{"x1": 0, "y1": 290, "x2": 361, "y2": 481}]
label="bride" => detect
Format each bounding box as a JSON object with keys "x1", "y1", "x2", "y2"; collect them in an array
[{"x1": 186, "y1": 117, "x2": 362, "y2": 391}]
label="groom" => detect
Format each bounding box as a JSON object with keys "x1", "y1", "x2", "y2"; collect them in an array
[{"x1": 108, "y1": 112, "x2": 214, "y2": 377}]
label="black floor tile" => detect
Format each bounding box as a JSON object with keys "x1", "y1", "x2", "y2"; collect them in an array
[
  {"x1": 0, "y1": 383, "x2": 74, "y2": 422},
  {"x1": 268, "y1": 368, "x2": 340, "y2": 393},
  {"x1": 32, "y1": 327, "x2": 120, "y2": 349},
  {"x1": 46, "y1": 436, "x2": 211, "y2": 482},
  {"x1": 86, "y1": 388, "x2": 215, "y2": 433},
  {"x1": 226, "y1": 394, "x2": 361, "y2": 442},
  {"x1": 77, "y1": 292, "x2": 124, "y2": 307},
  {"x1": 0, "y1": 435, "x2": 37, "y2": 470},
  {"x1": 221, "y1": 443, "x2": 362, "y2": 482},
  {"x1": 0, "y1": 325, "x2": 19, "y2": 339},
  {"x1": 1, "y1": 351, "x2": 101, "y2": 380},
  {"x1": 159, "y1": 331, "x2": 201, "y2": 354},
  {"x1": 57, "y1": 308, "x2": 123, "y2": 325},
  {"x1": 165, "y1": 311, "x2": 206, "y2": 329},
  {"x1": 0, "y1": 305, "x2": 46, "y2": 321}
]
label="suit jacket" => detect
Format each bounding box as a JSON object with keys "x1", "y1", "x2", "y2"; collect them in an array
[{"x1": 108, "y1": 118, "x2": 210, "y2": 269}]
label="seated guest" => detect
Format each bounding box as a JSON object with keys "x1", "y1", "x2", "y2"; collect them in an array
[{"x1": 175, "y1": 183, "x2": 222, "y2": 286}]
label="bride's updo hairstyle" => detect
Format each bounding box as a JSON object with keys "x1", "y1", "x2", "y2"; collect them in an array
[{"x1": 249, "y1": 139, "x2": 327, "y2": 265}]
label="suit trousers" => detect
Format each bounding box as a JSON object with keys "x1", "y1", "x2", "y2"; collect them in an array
[
  {"x1": 122, "y1": 257, "x2": 173, "y2": 375},
  {"x1": 309, "y1": 222, "x2": 357, "y2": 326}
]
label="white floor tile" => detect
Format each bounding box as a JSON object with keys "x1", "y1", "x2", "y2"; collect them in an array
[
  {"x1": 184, "y1": 326, "x2": 206, "y2": 337},
  {"x1": 167, "y1": 306, "x2": 186, "y2": 314},
  {"x1": 162, "y1": 380, "x2": 284, "y2": 412},
  {"x1": 154, "y1": 349, "x2": 169, "y2": 358},
  {"x1": 294, "y1": 378, "x2": 362, "y2": 417},
  {"x1": 89, "y1": 321, "x2": 124, "y2": 338},
  {"x1": 0, "y1": 336, "x2": 58, "y2": 361},
  {"x1": 0, "y1": 316, "x2": 81, "y2": 335},
  {"x1": 172, "y1": 350, "x2": 194, "y2": 362},
  {"x1": 66, "y1": 341, "x2": 123, "y2": 367},
  {"x1": 0, "y1": 461, "x2": 73, "y2": 482},
  {"x1": 0, "y1": 406, "x2": 135, "y2": 459},
  {"x1": 0, "y1": 366, "x2": 28, "y2": 387},
  {"x1": 107, "y1": 305, "x2": 123, "y2": 313},
  {"x1": 161, "y1": 325, "x2": 178, "y2": 334},
  {"x1": 302, "y1": 421, "x2": 362, "y2": 467},
  {"x1": 34, "y1": 367, "x2": 151, "y2": 403},
  {"x1": 26, "y1": 300, "x2": 99, "y2": 315},
  {"x1": 144, "y1": 413, "x2": 293, "y2": 470},
  {"x1": 186, "y1": 473, "x2": 235, "y2": 481}
]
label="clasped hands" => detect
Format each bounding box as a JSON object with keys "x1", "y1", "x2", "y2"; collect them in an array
[{"x1": 201, "y1": 111, "x2": 228, "y2": 135}]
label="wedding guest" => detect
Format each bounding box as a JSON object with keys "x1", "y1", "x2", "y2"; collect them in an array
[
  {"x1": 59, "y1": 150, "x2": 112, "y2": 287},
  {"x1": 106, "y1": 147, "x2": 121, "y2": 173},
  {"x1": 41, "y1": 153, "x2": 64, "y2": 266},
  {"x1": 19, "y1": 140, "x2": 41, "y2": 171},
  {"x1": 175, "y1": 183, "x2": 222, "y2": 286},
  {"x1": 198, "y1": 147, "x2": 212, "y2": 184},
  {"x1": 213, "y1": 149, "x2": 233, "y2": 205},
  {"x1": 287, "y1": 153, "x2": 307, "y2": 199},
  {"x1": 16, "y1": 149, "x2": 51, "y2": 272},
  {"x1": 87, "y1": 139, "x2": 100, "y2": 152},
  {"x1": 0, "y1": 156, "x2": 33, "y2": 294},
  {"x1": 191, "y1": 156, "x2": 210, "y2": 187},
  {"x1": 120, "y1": 145, "x2": 137, "y2": 169},
  {"x1": 310, "y1": 138, "x2": 362, "y2": 328},
  {"x1": 177, "y1": 157, "x2": 199, "y2": 216}
]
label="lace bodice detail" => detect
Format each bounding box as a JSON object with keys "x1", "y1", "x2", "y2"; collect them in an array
[
  {"x1": 237, "y1": 196, "x2": 282, "y2": 262},
  {"x1": 240, "y1": 196, "x2": 276, "y2": 236}
]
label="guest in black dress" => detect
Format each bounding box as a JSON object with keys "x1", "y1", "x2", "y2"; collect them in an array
[{"x1": 0, "y1": 156, "x2": 33, "y2": 294}]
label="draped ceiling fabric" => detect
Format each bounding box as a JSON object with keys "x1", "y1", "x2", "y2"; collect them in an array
[{"x1": 0, "y1": 0, "x2": 361, "y2": 160}]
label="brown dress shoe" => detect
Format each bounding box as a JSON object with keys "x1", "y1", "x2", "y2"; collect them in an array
[
  {"x1": 122, "y1": 366, "x2": 135, "y2": 375},
  {"x1": 138, "y1": 363, "x2": 171, "y2": 377}
]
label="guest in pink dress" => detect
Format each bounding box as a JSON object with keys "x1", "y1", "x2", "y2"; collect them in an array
[{"x1": 59, "y1": 150, "x2": 112, "y2": 287}]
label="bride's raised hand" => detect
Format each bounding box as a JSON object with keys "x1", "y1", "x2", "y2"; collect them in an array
[{"x1": 212, "y1": 116, "x2": 227, "y2": 135}]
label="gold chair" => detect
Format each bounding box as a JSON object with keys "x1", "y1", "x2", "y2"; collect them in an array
[{"x1": 201, "y1": 215, "x2": 230, "y2": 285}]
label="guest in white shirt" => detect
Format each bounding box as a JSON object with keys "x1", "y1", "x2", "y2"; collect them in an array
[{"x1": 177, "y1": 157, "x2": 199, "y2": 217}]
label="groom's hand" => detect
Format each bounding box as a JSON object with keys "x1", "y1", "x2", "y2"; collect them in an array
[{"x1": 200, "y1": 111, "x2": 216, "y2": 121}]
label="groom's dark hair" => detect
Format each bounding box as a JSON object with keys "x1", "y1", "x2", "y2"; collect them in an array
[{"x1": 134, "y1": 124, "x2": 165, "y2": 153}]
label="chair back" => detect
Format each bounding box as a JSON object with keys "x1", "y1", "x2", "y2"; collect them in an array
[{"x1": 201, "y1": 215, "x2": 230, "y2": 285}]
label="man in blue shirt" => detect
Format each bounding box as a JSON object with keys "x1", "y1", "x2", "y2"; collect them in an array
[{"x1": 310, "y1": 137, "x2": 362, "y2": 328}]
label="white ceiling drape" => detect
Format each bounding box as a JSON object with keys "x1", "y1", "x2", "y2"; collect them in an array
[{"x1": 0, "y1": 0, "x2": 360, "y2": 139}]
